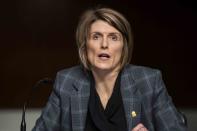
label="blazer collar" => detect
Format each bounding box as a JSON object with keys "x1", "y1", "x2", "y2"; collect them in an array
[{"x1": 72, "y1": 68, "x2": 91, "y2": 92}]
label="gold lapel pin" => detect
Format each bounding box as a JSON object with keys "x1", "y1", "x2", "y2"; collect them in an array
[{"x1": 131, "y1": 111, "x2": 137, "y2": 118}]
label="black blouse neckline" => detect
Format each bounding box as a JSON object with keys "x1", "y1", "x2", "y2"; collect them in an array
[{"x1": 85, "y1": 71, "x2": 128, "y2": 131}]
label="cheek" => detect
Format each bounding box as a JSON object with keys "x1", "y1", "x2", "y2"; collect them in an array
[
  {"x1": 111, "y1": 45, "x2": 123, "y2": 65},
  {"x1": 86, "y1": 44, "x2": 97, "y2": 59},
  {"x1": 114, "y1": 45, "x2": 123, "y2": 58}
]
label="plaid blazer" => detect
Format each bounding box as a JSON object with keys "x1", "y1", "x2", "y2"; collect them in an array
[{"x1": 32, "y1": 65, "x2": 187, "y2": 131}]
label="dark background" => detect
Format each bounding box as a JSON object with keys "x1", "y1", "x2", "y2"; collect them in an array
[{"x1": 0, "y1": 0, "x2": 196, "y2": 108}]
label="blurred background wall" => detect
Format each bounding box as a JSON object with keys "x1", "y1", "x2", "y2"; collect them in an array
[{"x1": 0, "y1": 0, "x2": 196, "y2": 130}]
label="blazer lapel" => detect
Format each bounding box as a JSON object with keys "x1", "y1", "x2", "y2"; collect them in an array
[
  {"x1": 70, "y1": 77, "x2": 90, "y2": 131},
  {"x1": 121, "y1": 69, "x2": 141, "y2": 131}
]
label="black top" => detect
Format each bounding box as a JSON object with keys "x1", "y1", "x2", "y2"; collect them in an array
[{"x1": 85, "y1": 71, "x2": 128, "y2": 131}]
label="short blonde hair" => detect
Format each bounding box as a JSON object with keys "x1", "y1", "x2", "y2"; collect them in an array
[{"x1": 76, "y1": 7, "x2": 133, "y2": 70}]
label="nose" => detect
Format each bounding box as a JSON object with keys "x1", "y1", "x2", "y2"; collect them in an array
[{"x1": 101, "y1": 36, "x2": 108, "y2": 49}]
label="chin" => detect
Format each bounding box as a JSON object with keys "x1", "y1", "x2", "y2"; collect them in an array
[{"x1": 93, "y1": 64, "x2": 118, "y2": 72}]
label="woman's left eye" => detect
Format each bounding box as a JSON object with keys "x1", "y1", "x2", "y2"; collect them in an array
[{"x1": 110, "y1": 35, "x2": 118, "y2": 41}]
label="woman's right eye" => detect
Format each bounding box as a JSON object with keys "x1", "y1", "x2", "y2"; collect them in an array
[{"x1": 92, "y1": 34, "x2": 100, "y2": 40}]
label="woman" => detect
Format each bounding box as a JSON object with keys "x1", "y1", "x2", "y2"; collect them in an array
[{"x1": 32, "y1": 7, "x2": 187, "y2": 131}]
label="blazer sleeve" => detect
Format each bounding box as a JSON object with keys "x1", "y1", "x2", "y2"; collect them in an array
[
  {"x1": 152, "y1": 70, "x2": 187, "y2": 131},
  {"x1": 32, "y1": 72, "x2": 62, "y2": 131}
]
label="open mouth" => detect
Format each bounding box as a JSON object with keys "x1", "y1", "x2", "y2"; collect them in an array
[{"x1": 98, "y1": 53, "x2": 110, "y2": 59}]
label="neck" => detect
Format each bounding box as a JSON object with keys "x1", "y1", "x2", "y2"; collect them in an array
[
  {"x1": 91, "y1": 67, "x2": 120, "y2": 95},
  {"x1": 91, "y1": 67, "x2": 120, "y2": 109}
]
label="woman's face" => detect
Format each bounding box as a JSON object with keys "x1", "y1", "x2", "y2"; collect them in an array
[{"x1": 87, "y1": 20, "x2": 123, "y2": 72}]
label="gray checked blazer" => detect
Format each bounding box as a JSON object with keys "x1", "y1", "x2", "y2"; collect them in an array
[{"x1": 32, "y1": 64, "x2": 187, "y2": 131}]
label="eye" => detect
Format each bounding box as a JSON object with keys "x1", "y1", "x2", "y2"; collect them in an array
[
  {"x1": 111, "y1": 35, "x2": 118, "y2": 41},
  {"x1": 93, "y1": 35, "x2": 98, "y2": 40},
  {"x1": 92, "y1": 34, "x2": 100, "y2": 40},
  {"x1": 109, "y1": 34, "x2": 120, "y2": 41}
]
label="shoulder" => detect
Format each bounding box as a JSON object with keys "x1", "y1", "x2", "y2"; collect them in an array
[
  {"x1": 56, "y1": 65, "x2": 87, "y2": 80},
  {"x1": 122, "y1": 65, "x2": 166, "y2": 102},
  {"x1": 123, "y1": 64, "x2": 161, "y2": 80},
  {"x1": 54, "y1": 65, "x2": 88, "y2": 93},
  {"x1": 122, "y1": 64, "x2": 163, "y2": 93}
]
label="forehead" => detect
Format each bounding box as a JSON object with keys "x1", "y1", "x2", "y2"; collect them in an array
[{"x1": 89, "y1": 20, "x2": 120, "y2": 34}]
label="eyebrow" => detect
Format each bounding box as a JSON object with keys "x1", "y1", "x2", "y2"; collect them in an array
[
  {"x1": 108, "y1": 32, "x2": 121, "y2": 36},
  {"x1": 90, "y1": 32, "x2": 102, "y2": 35},
  {"x1": 90, "y1": 32, "x2": 121, "y2": 36}
]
